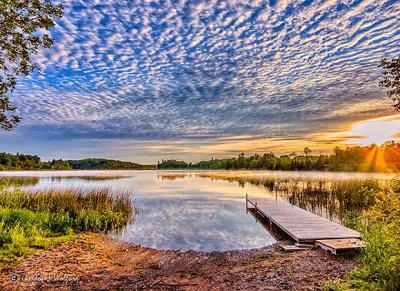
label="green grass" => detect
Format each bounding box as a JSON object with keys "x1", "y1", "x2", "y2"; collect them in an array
[
  {"x1": 325, "y1": 181, "x2": 400, "y2": 291},
  {"x1": 0, "y1": 187, "x2": 134, "y2": 263}
]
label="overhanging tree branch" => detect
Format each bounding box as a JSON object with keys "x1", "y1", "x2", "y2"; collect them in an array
[
  {"x1": 0, "y1": 0, "x2": 63, "y2": 131},
  {"x1": 380, "y1": 57, "x2": 400, "y2": 111}
]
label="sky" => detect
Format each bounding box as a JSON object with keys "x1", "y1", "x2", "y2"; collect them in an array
[{"x1": 0, "y1": 0, "x2": 399, "y2": 163}]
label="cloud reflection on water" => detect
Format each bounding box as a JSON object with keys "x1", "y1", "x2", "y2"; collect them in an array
[
  {"x1": 1, "y1": 171, "x2": 275, "y2": 251},
  {"x1": 117, "y1": 195, "x2": 272, "y2": 251},
  {"x1": 1, "y1": 170, "x2": 394, "y2": 251}
]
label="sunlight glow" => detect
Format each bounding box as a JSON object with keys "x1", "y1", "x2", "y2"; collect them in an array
[
  {"x1": 360, "y1": 145, "x2": 388, "y2": 172},
  {"x1": 345, "y1": 115, "x2": 400, "y2": 146}
]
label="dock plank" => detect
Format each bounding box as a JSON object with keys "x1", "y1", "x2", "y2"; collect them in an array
[
  {"x1": 247, "y1": 197, "x2": 361, "y2": 243},
  {"x1": 315, "y1": 239, "x2": 365, "y2": 254}
]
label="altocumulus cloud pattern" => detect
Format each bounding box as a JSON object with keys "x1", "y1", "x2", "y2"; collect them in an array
[{"x1": 6, "y1": 0, "x2": 400, "y2": 149}]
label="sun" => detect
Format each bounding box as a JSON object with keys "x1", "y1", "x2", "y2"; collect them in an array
[{"x1": 345, "y1": 115, "x2": 400, "y2": 146}]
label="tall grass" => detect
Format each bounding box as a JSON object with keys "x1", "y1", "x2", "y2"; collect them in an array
[
  {"x1": 200, "y1": 173, "x2": 386, "y2": 223},
  {"x1": 0, "y1": 187, "x2": 134, "y2": 262},
  {"x1": 0, "y1": 177, "x2": 39, "y2": 187},
  {"x1": 273, "y1": 178, "x2": 382, "y2": 223},
  {"x1": 326, "y1": 180, "x2": 400, "y2": 291}
]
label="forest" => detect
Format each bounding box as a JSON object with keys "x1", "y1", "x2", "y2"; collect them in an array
[
  {"x1": 3, "y1": 141, "x2": 400, "y2": 172},
  {"x1": 0, "y1": 154, "x2": 152, "y2": 171},
  {"x1": 68, "y1": 158, "x2": 153, "y2": 170},
  {"x1": 157, "y1": 141, "x2": 400, "y2": 172}
]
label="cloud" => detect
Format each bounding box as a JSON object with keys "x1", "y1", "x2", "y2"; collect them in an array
[{"x1": 2, "y1": 0, "x2": 399, "y2": 160}]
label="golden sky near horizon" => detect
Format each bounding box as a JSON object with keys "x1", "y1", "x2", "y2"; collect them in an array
[{"x1": 109, "y1": 114, "x2": 400, "y2": 160}]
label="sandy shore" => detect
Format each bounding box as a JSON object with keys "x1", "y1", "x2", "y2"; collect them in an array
[{"x1": 0, "y1": 234, "x2": 356, "y2": 290}]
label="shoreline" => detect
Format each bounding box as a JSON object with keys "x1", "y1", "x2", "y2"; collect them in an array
[
  {"x1": 0, "y1": 234, "x2": 357, "y2": 290},
  {"x1": 0, "y1": 168, "x2": 398, "y2": 174}
]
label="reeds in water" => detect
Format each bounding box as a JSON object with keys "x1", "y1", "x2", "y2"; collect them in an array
[{"x1": 0, "y1": 187, "x2": 135, "y2": 262}]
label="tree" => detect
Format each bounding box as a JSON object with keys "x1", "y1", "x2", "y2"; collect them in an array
[
  {"x1": 380, "y1": 57, "x2": 400, "y2": 111},
  {"x1": 0, "y1": 0, "x2": 63, "y2": 130},
  {"x1": 303, "y1": 147, "x2": 311, "y2": 157}
]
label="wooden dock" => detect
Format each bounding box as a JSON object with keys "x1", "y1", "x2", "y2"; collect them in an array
[
  {"x1": 315, "y1": 239, "x2": 365, "y2": 255},
  {"x1": 246, "y1": 196, "x2": 361, "y2": 244}
]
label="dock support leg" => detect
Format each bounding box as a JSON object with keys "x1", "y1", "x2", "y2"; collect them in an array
[
  {"x1": 245, "y1": 194, "x2": 248, "y2": 214},
  {"x1": 255, "y1": 202, "x2": 258, "y2": 223}
]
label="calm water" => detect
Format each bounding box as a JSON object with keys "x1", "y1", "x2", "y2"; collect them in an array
[{"x1": 0, "y1": 170, "x2": 394, "y2": 251}]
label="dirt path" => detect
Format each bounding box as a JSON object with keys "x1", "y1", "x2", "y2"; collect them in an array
[{"x1": 0, "y1": 234, "x2": 356, "y2": 290}]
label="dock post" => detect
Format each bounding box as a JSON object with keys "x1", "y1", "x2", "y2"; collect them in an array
[
  {"x1": 245, "y1": 194, "x2": 248, "y2": 214},
  {"x1": 255, "y1": 202, "x2": 258, "y2": 222}
]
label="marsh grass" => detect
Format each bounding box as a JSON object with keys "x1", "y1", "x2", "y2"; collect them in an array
[
  {"x1": 325, "y1": 181, "x2": 400, "y2": 291},
  {"x1": 0, "y1": 187, "x2": 134, "y2": 262},
  {"x1": 202, "y1": 174, "x2": 386, "y2": 223},
  {"x1": 0, "y1": 177, "x2": 40, "y2": 187},
  {"x1": 275, "y1": 178, "x2": 382, "y2": 223}
]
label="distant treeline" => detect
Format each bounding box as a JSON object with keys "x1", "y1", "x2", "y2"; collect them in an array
[
  {"x1": 157, "y1": 142, "x2": 400, "y2": 172},
  {"x1": 3, "y1": 141, "x2": 400, "y2": 172},
  {"x1": 68, "y1": 158, "x2": 154, "y2": 170},
  {"x1": 0, "y1": 153, "x2": 154, "y2": 171}
]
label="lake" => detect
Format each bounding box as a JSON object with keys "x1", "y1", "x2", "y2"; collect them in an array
[{"x1": 0, "y1": 170, "x2": 395, "y2": 251}]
